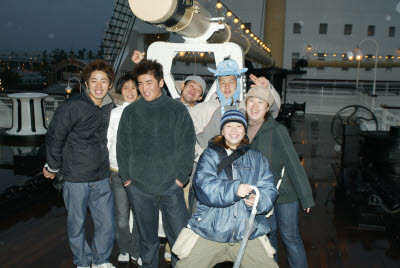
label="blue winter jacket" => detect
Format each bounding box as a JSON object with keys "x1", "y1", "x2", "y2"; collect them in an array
[{"x1": 188, "y1": 143, "x2": 278, "y2": 243}]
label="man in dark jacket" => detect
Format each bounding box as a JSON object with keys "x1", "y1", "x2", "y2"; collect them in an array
[
  {"x1": 43, "y1": 60, "x2": 116, "y2": 268},
  {"x1": 117, "y1": 59, "x2": 195, "y2": 268}
]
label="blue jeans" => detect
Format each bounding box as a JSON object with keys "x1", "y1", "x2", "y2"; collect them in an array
[
  {"x1": 267, "y1": 201, "x2": 308, "y2": 268},
  {"x1": 63, "y1": 178, "x2": 115, "y2": 267},
  {"x1": 110, "y1": 170, "x2": 141, "y2": 259},
  {"x1": 126, "y1": 182, "x2": 189, "y2": 268}
]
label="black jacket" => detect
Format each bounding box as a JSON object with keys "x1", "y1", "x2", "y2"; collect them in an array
[{"x1": 46, "y1": 89, "x2": 113, "y2": 183}]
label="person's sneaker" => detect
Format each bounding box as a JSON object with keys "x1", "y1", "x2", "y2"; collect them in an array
[
  {"x1": 77, "y1": 266, "x2": 90, "y2": 268},
  {"x1": 118, "y1": 253, "x2": 130, "y2": 263},
  {"x1": 164, "y1": 252, "x2": 171, "y2": 262},
  {"x1": 131, "y1": 256, "x2": 142, "y2": 266},
  {"x1": 92, "y1": 263, "x2": 116, "y2": 268}
]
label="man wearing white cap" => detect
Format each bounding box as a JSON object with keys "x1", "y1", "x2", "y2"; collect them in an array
[{"x1": 179, "y1": 75, "x2": 206, "y2": 109}]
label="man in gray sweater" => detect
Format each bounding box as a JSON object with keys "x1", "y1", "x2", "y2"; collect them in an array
[{"x1": 116, "y1": 59, "x2": 195, "y2": 268}]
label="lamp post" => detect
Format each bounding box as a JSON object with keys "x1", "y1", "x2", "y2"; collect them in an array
[
  {"x1": 65, "y1": 77, "x2": 82, "y2": 95},
  {"x1": 351, "y1": 38, "x2": 379, "y2": 96}
]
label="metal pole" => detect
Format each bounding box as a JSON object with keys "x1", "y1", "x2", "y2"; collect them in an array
[
  {"x1": 372, "y1": 43, "x2": 378, "y2": 96},
  {"x1": 356, "y1": 60, "x2": 361, "y2": 89}
]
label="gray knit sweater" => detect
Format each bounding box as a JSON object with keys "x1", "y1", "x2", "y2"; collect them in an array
[{"x1": 116, "y1": 90, "x2": 196, "y2": 194}]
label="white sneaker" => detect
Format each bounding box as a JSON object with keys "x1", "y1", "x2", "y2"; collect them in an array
[
  {"x1": 118, "y1": 253, "x2": 130, "y2": 263},
  {"x1": 131, "y1": 256, "x2": 142, "y2": 266},
  {"x1": 77, "y1": 266, "x2": 90, "y2": 268},
  {"x1": 92, "y1": 263, "x2": 116, "y2": 268},
  {"x1": 164, "y1": 252, "x2": 171, "y2": 262}
]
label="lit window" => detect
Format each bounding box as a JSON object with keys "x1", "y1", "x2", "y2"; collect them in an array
[{"x1": 367, "y1": 25, "x2": 375, "y2": 36}]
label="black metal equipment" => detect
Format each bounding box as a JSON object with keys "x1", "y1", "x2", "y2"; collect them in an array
[{"x1": 331, "y1": 105, "x2": 400, "y2": 251}]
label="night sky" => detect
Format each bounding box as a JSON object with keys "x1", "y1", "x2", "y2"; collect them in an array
[{"x1": 0, "y1": 0, "x2": 113, "y2": 51}]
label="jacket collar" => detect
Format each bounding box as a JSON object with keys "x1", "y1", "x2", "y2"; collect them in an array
[
  {"x1": 82, "y1": 87, "x2": 113, "y2": 107},
  {"x1": 253, "y1": 116, "x2": 277, "y2": 140}
]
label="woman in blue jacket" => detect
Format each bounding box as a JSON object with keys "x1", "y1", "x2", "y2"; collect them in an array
[{"x1": 175, "y1": 110, "x2": 279, "y2": 268}]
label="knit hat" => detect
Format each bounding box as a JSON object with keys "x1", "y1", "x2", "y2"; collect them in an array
[
  {"x1": 220, "y1": 110, "x2": 248, "y2": 132},
  {"x1": 184, "y1": 75, "x2": 206, "y2": 96},
  {"x1": 245, "y1": 86, "x2": 275, "y2": 107},
  {"x1": 208, "y1": 59, "x2": 248, "y2": 77}
]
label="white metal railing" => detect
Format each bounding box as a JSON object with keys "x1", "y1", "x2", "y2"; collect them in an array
[
  {"x1": 0, "y1": 94, "x2": 66, "y2": 130},
  {"x1": 286, "y1": 86, "x2": 400, "y2": 130}
]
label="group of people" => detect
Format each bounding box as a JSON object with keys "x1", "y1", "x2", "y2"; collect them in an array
[{"x1": 43, "y1": 50, "x2": 314, "y2": 268}]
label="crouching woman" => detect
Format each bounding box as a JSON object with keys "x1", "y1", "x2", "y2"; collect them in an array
[{"x1": 174, "y1": 110, "x2": 279, "y2": 268}]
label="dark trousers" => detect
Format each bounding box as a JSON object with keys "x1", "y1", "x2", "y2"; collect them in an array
[
  {"x1": 126, "y1": 182, "x2": 189, "y2": 268},
  {"x1": 110, "y1": 170, "x2": 141, "y2": 258}
]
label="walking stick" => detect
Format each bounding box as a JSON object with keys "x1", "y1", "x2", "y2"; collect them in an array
[{"x1": 233, "y1": 185, "x2": 260, "y2": 268}]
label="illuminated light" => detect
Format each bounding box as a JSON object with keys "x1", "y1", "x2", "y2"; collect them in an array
[
  {"x1": 379, "y1": 56, "x2": 382, "y2": 59},
  {"x1": 200, "y1": 52, "x2": 205, "y2": 57},
  {"x1": 227, "y1": 11, "x2": 232, "y2": 17},
  {"x1": 307, "y1": 45, "x2": 311, "y2": 51},
  {"x1": 179, "y1": 52, "x2": 185, "y2": 56},
  {"x1": 143, "y1": 52, "x2": 146, "y2": 56},
  {"x1": 260, "y1": 42, "x2": 263, "y2": 45},
  {"x1": 333, "y1": 54, "x2": 336, "y2": 57},
  {"x1": 66, "y1": 88, "x2": 72, "y2": 94},
  {"x1": 314, "y1": 53, "x2": 318, "y2": 56},
  {"x1": 257, "y1": 39, "x2": 260, "y2": 43},
  {"x1": 372, "y1": 56, "x2": 376, "y2": 59},
  {"x1": 324, "y1": 54, "x2": 327, "y2": 57},
  {"x1": 157, "y1": 35, "x2": 160, "y2": 39},
  {"x1": 250, "y1": 33, "x2": 254, "y2": 37},
  {"x1": 365, "y1": 55, "x2": 368, "y2": 58},
  {"x1": 386, "y1": 56, "x2": 388, "y2": 59},
  {"x1": 253, "y1": 36, "x2": 257, "y2": 40},
  {"x1": 392, "y1": 56, "x2": 395, "y2": 59},
  {"x1": 233, "y1": 18, "x2": 239, "y2": 23},
  {"x1": 348, "y1": 55, "x2": 354, "y2": 60},
  {"x1": 245, "y1": 29, "x2": 250, "y2": 34},
  {"x1": 398, "y1": 56, "x2": 400, "y2": 59},
  {"x1": 240, "y1": 24, "x2": 245, "y2": 29},
  {"x1": 216, "y1": 2, "x2": 222, "y2": 9}
]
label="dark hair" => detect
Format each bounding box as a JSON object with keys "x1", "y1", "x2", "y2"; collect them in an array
[
  {"x1": 82, "y1": 60, "x2": 115, "y2": 85},
  {"x1": 133, "y1": 59, "x2": 164, "y2": 83},
  {"x1": 212, "y1": 135, "x2": 249, "y2": 149},
  {"x1": 115, "y1": 73, "x2": 139, "y2": 95}
]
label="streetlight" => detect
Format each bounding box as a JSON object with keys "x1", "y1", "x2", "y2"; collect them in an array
[
  {"x1": 348, "y1": 38, "x2": 379, "y2": 96},
  {"x1": 65, "y1": 77, "x2": 82, "y2": 95}
]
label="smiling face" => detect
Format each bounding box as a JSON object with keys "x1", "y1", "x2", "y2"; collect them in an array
[
  {"x1": 85, "y1": 70, "x2": 111, "y2": 106},
  {"x1": 222, "y1": 122, "x2": 246, "y2": 149},
  {"x1": 121, "y1": 80, "x2": 138, "y2": 103},
  {"x1": 180, "y1": 80, "x2": 203, "y2": 107},
  {"x1": 246, "y1": 96, "x2": 270, "y2": 121},
  {"x1": 137, "y1": 73, "x2": 163, "y2": 102},
  {"x1": 218, "y1": 75, "x2": 237, "y2": 98}
]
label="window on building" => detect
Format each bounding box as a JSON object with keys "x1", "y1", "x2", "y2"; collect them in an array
[
  {"x1": 319, "y1": 23, "x2": 328, "y2": 34},
  {"x1": 367, "y1": 25, "x2": 375, "y2": 36},
  {"x1": 389, "y1": 26, "x2": 395, "y2": 37},
  {"x1": 344, "y1": 24, "x2": 352, "y2": 35},
  {"x1": 291, "y1": 52, "x2": 300, "y2": 68},
  {"x1": 317, "y1": 53, "x2": 325, "y2": 70},
  {"x1": 293, "y1": 23, "x2": 301, "y2": 34}
]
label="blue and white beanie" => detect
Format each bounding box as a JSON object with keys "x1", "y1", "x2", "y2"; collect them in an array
[
  {"x1": 208, "y1": 59, "x2": 248, "y2": 107},
  {"x1": 220, "y1": 110, "x2": 248, "y2": 132}
]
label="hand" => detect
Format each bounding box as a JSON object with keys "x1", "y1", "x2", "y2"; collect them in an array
[
  {"x1": 236, "y1": 183, "x2": 253, "y2": 198},
  {"x1": 175, "y1": 179, "x2": 184, "y2": 188},
  {"x1": 43, "y1": 167, "x2": 56, "y2": 179},
  {"x1": 304, "y1": 208, "x2": 311, "y2": 213},
  {"x1": 243, "y1": 193, "x2": 256, "y2": 206},
  {"x1": 249, "y1": 74, "x2": 269, "y2": 88},
  {"x1": 131, "y1": 50, "x2": 144, "y2": 64}
]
